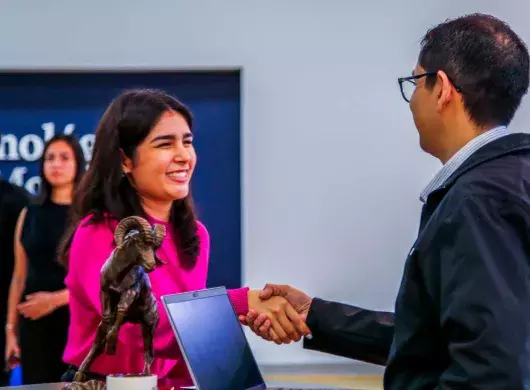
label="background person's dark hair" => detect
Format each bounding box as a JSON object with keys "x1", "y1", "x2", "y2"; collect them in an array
[
  {"x1": 57, "y1": 89, "x2": 199, "y2": 269},
  {"x1": 419, "y1": 13, "x2": 530, "y2": 128},
  {"x1": 38, "y1": 134, "x2": 86, "y2": 203}
]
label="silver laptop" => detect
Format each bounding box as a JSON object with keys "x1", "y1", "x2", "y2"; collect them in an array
[{"x1": 162, "y1": 287, "x2": 345, "y2": 390}]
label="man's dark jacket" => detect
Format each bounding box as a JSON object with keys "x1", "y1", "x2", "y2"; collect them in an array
[{"x1": 304, "y1": 133, "x2": 530, "y2": 389}]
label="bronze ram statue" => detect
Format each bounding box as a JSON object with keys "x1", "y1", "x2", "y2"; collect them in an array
[{"x1": 65, "y1": 216, "x2": 166, "y2": 388}]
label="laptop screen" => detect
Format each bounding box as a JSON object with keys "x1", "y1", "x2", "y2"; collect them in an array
[{"x1": 163, "y1": 288, "x2": 266, "y2": 390}]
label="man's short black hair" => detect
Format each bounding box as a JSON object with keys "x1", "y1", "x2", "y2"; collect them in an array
[{"x1": 419, "y1": 13, "x2": 529, "y2": 128}]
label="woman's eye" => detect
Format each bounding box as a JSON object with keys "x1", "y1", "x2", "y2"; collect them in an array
[{"x1": 156, "y1": 143, "x2": 172, "y2": 148}]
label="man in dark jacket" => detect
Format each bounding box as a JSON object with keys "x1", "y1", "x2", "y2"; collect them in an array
[
  {"x1": 241, "y1": 13, "x2": 530, "y2": 389},
  {"x1": 0, "y1": 137, "x2": 30, "y2": 386}
]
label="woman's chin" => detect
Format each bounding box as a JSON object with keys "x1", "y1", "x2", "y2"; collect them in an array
[{"x1": 166, "y1": 188, "x2": 190, "y2": 201}]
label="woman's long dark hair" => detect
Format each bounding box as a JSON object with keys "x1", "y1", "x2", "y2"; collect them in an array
[
  {"x1": 38, "y1": 134, "x2": 86, "y2": 203},
  {"x1": 57, "y1": 89, "x2": 199, "y2": 269}
]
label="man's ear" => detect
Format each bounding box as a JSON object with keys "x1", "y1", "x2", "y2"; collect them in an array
[
  {"x1": 435, "y1": 70, "x2": 455, "y2": 113},
  {"x1": 120, "y1": 149, "x2": 133, "y2": 175}
]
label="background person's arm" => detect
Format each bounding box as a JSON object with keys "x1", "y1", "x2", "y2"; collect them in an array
[{"x1": 5, "y1": 208, "x2": 28, "y2": 363}]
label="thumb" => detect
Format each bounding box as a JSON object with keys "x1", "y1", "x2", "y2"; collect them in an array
[
  {"x1": 259, "y1": 285, "x2": 273, "y2": 299},
  {"x1": 259, "y1": 284, "x2": 289, "y2": 299},
  {"x1": 25, "y1": 294, "x2": 34, "y2": 300}
]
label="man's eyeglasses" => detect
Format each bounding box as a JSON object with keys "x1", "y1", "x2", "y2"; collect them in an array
[{"x1": 397, "y1": 72, "x2": 463, "y2": 103}]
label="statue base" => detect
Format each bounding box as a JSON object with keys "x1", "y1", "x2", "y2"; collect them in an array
[
  {"x1": 106, "y1": 374, "x2": 157, "y2": 390},
  {"x1": 62, "y1": 379, "x2": 106, "y2": 390},
  {"x1": 61, "y1": 374, "x2": 157, "y2": 390}
]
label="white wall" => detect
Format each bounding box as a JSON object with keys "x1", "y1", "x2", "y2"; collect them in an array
[{"x1": 1, "y1": 0, "x2": 530, "y2": 365}]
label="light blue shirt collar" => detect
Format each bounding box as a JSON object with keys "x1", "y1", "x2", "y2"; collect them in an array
[{"x1": 420, "y1": 126, "x2": 510, "y2": 203}]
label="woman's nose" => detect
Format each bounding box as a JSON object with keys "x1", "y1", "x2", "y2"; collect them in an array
[{"x1": 174, "y1": 145, "x2": 191, "y2": 162}]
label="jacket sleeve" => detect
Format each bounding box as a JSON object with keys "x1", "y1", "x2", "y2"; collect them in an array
[
  {"x1": 303, "y1": 298, "x2": 394, "y2": 365},
  {"x1": 434, "y1": 195, "x2": 530, "y2": 388}
]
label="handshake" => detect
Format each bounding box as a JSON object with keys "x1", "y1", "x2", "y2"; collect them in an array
[{"x1": 241, "y1": 284, "x2": 313, "y2": 344}]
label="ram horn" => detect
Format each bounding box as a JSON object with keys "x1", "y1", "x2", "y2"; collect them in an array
[
  {"x1": 152, "y1": 223, "x2": 166, "y2": 249},
  {"x1": 114, "y1": 216, "x2": 154, "y2": 247}
]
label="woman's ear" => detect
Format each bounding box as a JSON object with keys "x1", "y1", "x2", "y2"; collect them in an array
[{"x1": 120, "y1": 149, "x2": 133, "y2": 175}]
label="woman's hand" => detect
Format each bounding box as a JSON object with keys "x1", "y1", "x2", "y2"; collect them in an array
[
  {"x1": 247, "y1": 290, "x2": 311, "y2": 345},
  {"x1": 4, "y1": 329, "x2": 20, "y2": 369},
  {"x1": 17, "y1": 291, "x2": 57, "y2": 320}
]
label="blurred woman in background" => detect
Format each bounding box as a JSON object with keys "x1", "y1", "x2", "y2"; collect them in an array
[
  {"x1": 4, "y1": 134, "x2": 86, "y2": 385},
  {"x1": 57, "y1": 89, "x2": 309, "y2": 389}
]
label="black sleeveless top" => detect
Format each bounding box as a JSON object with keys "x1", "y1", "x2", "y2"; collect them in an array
[{"x1": 21, "y1": 199, "x2": 69, "y2": 295}]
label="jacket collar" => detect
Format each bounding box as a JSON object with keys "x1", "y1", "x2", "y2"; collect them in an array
[{"x1": 426, "y1": 132, "x2": 530, "y2": 202}]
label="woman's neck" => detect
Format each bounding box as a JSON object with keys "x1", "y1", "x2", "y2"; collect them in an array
[
  {"x1": 51, "y1": 185, "x2": 73, "y2": 205},
  {"x1": 141, "y1": 197, "x2": 172, "y2": 222}
]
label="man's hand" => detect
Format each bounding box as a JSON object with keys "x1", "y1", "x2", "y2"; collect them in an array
[{"x1": 240, "y1": 284, "x2": 313, "y2": 344}]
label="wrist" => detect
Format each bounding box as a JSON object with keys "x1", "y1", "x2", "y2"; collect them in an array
[
  {"x1": 49, "y1": 292, "x2": 60, "y2": 310},
  {"x1": 50, "y1": 290, "x2": 68, "y2": 309},
  {"x1": 5, "y1": 323, "x2": 16, "y2": 334}
]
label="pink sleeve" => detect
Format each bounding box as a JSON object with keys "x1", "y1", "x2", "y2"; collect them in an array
[
  {"x1": 228, "y1": 287, "x2": 249, "y2": 315},
  {"x1": 65, "y1": 218, "x2": 178, "y2": 359},
  {"x1": 196, "y1": 221, "x2": 249, "y2": 315}
]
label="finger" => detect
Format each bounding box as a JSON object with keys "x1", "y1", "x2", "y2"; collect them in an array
[
  {"x1": 269, "y1": 328, "x2": 281, "y2": 345},
  {"x1": 276, "y1": 306, "x2": 300, "y2": 342},
  {"x1": 251, "y1": 314, "x2": 269, "y2": 336},
  {"x1": 246, "y1": 310, "x2": 258, "y2": 325},
  {"x1": 250, "y1": 314, "x2": 266, "y2": 334},
  {"x1": 260, "y1": 284, "x2": 292, "y2": 300},
  {"x1": 20, "y1": 311, "x2": 31, "y2": 319},
  {"x1": 259, "y1": 319, "x2": 272, "y2": 335},
  {"x1": 29, "y1": 312, "x2": 40, "y2": 320},
  {"x1": 259, "y1": 284, "x2": 288, "y2": 299},
  {"x1": 253, "y1": 318, "x2": 271, "y2": 341},
  {"x1": 20, "y1": 307, "x2": 37, "y2": 318},
  {"x1": 285, "y1": 304, "x2": 312, "y2": 337},
  {"x1": 17, "y1": 302, "x2": 34, "y2": 313},
  {"x1": 259, "y1": 284, "x2": 274, "y2": 300},
  {"x1": 269, "y1": 315, "x2": 291, "y2": 344},
  {"x1": 25, "y1": 294, "x2": 34, "y2": 300},
  {"x1": 238, "y1": 315, "x2": 247, "y2": 325},
  {"x1": 253, "y1": 313, "x2": 268, "y2": 328},
  {"x1": 259, "y1": 320, "x2": 272, "y2": 341}
]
